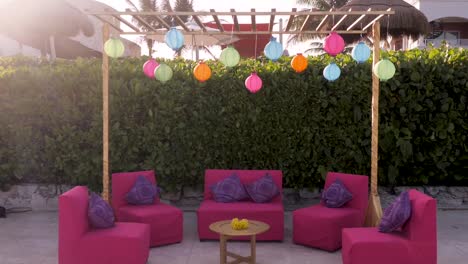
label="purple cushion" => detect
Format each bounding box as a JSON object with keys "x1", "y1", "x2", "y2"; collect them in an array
[
  {"x1": 126, "y1": 175, "x2": 159, "y2": 205},
  {"x1": 88, "y1": 192, "x2": 115, "y2": 229},
  {"x1": 378, "y1": 191, "x2": 412, "y2": 233},
  {"x1": 244, "y1": 173, "x2": 280, "y2": 203},
  {"x1": 321, "y1": 179, "x2": 353, "y2": 208},
  {"x1": 210, "y1": 174, "x2": 249, "y2": 203}
]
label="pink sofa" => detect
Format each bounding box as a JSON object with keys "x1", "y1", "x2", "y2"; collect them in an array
[
  {"x1": 197, "y1": 169, "x2": 284, "y2": 241},
  {"x1": 59, "y1": 186, "x2": 150, "y2": 264},
  {"x1": 293, "y1": 172, "x2": 368, "y2": 251},
  {"x1": 112, "y1": 170, "x2": 183, "y2": 247},
  {"x1": 342, "y1": 189, "x2": 437, "y2": 264}
]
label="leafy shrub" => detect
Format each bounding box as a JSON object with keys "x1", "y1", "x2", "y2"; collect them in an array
[{"x1": 0, "y1": 46, "x2": 467, "y2": 192}]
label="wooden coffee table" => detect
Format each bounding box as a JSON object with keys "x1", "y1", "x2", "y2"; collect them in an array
[{"x1": 209, "y1": 220, "x2": 270, "y2": 264}]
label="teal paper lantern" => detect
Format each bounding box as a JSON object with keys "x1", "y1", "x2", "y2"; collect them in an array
[
  {"x1": 154, "y1": 63, "x2": 173, "y2": 83},
  {"x1": 323, "y1": 62, "x2": 341, "y2": 81},
  {"x1": 165, "y1": 27, "x2": 184, "y2": 51},
  {"x1": 264, "y1": 37, "x2": 283, "y2": 61},
  {"x1": 219, "y1": 46, "x2": 240, "y2": 67},
  {"x1": 373, "y1": 59, "x2": 396, "y2": 81},
  {"x1": 352, "y1": 42, "x2": 371, "y2": 63},
  {"x1": 104, "y1": 38, "x2": 125, "y2": 58}
]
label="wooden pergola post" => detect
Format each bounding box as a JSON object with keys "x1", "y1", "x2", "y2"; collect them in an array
[
  {"x1": 365, "y1": 21, "x2": 383, "y2": 227},
  {"x1": 102, "y1": 23, "x2": 110, "y2": 201}
]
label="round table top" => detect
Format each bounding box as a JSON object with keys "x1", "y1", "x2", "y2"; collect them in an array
[{"x1": 209, "y1": 220, "x2": 270, "y2": 236}]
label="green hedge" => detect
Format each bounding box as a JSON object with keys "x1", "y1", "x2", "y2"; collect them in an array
[{"x1": 0, "y1": 46, "x2": 467, "y2": 192}]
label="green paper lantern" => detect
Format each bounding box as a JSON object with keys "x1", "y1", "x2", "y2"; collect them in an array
[
  {"x1": 219, "y1": 46, "x2": 240, "y2": 67},
  {"x1": 373, "y1": 59, "x2": 396, "y2": 81},
  {"x1": 154, "y1": 63, "x2": 173, "y2": 83},
  {"x1": 104, "y1": 38, "x2": 125, "y2": 58}
]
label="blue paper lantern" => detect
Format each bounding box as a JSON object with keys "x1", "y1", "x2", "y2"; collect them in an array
[
  {"x1": 165, "y1": 27, "x2": 184, "y2": 51},
  {"x1": 323, "y1": 62, "x2": 341, "y2": 81},
  {"x1": 352, "y1": 42, "x2": 371, "y2": 63},
  {"x1": 264, "y1": 37, "x2": 283, "y2": 61}
]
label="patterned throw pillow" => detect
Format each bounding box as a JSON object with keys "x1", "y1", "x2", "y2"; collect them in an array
[
  {"x1": 210, "y1": 174, "x2": 249, "y2": 203},
  {"x1": 244, "y1": 173, "x2": 280, "y2": 203},
  {"x1": 321, "y1": 179, "x2": 353, "y2": 208},
  {"x1": 378, "y1": 191, "x2": 412, "y2": 233},
  {"x1": 88, "y1": 192, "x2": 115, "y2": 229},
  {"x1": 126, "y1": 175, "x2": 159, "y2": 205}
]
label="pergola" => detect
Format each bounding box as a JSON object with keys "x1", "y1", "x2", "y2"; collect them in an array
[{"x1": 86, "y1": 8, "x2": 395, "y2": 227}]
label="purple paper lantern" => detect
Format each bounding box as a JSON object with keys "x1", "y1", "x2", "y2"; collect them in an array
[
  {"x1": 324, "y1": 32, "x2": 345, "y2": 56},
  {"x1": 142, "y1": 59, "x2": 159, "y2": 78},
  {"x1": 245, "y1": 72, "x2": 263, "y2": 93}
]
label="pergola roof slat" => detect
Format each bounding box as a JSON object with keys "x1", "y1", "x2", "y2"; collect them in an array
[
  {"x1": 251, "y1": 8, "x2": 256, "y2": 31},
  {"x1": 192, "y1": 15, "x2": 207, "y2": 32},
  {"x1": 230, "y1": 8, "x2": 240, "y2": 32},
  {"x1": 331, "y1": 8, "x2": 351, "y2": 31},
  {"x1": 347, "y1": 8, "x2": 371, "y2": 31},
  {"x1": 132, "y1": 15, "x2": 158, "y2": 31},
  {"x1": 112, "y1": 15, "x2": 140, "y2": 32},
  {"x1": 210, "y1": 9, "x2": 225, "y2": 32},
  {"x1": 93, "y1": 15, "x2": 123, "y2": 32},
  {"x1": 284, "y1": 8, "x2": 297, "y2": 32},
  {"x1": 153, "y1": 14, "x2": 171, "y2": 29},
  {"x1": 269, "y1": 8, "x2": 276, "y2": 32},
  {"x1": 174, "y1": 15, "x2": 190, "y2": 31},
  {"x1": 86, "y1": 9, "x2": 395, "y2": 36},
  {"x1": 363, "y1": 8, "x2": 391, "y2": 31}
]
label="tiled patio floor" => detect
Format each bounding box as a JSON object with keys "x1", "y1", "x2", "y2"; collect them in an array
[{"x1": 0, "y1": 210, "x2": 467, "y2": 264}]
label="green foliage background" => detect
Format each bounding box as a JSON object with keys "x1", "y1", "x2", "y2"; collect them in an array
[{"x1": 0, "y1": 46, "x2": 467, "y2": 192}]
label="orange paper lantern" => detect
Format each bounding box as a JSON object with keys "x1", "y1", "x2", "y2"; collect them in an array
[
  {"x1": 291, "y1": 53, "x2": 308, "y2": 73},
  {"x1": 193, "y1": 61, "x2": 212, "y2": 82}
]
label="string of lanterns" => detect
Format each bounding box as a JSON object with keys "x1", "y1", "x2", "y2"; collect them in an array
[{"x1": 103, "y1": 29, "x2": 396, "y2": 89}]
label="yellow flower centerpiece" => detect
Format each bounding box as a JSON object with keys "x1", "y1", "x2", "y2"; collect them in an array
[{"x1": 231, "y1": 218, "x2": 249, "y2": 230}]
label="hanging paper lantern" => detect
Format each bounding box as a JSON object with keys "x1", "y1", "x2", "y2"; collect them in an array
[
  {"x1": 373, "y1": 59, "x2": 396, "y2": 81},
  {"x1": 104, "y1": 38, "x2": 125, "y2": 58},
  {"x1": 245, "y1": 72, "x2": 263, "y2": 93},
  {"x1": 323, "y1": 62, "x2": 341, "y2": 81},
  {"x1": 219, "y1": 46, "x2": 240, "y2": 67},
  {"x1": 165, "y1": 27, "x2": 184, "y2": 51},
  {"x1": 193, "y1": 61, "x2": 212, "y2": 82},
  {"x1": 352, "y1": 42, "x2": 371, "y2": 63},
  {"x1": 291, "y1": 53, "x2": 308, "y2": 73},
  {"x1": 264, "y1": 37, "x2": 283, "y2": 61},
  {"x1": 323, "y1": 32, "x2": 345, "y2": 57},
  {"x1": 154, "y1": 63, "x2": 173, "y2": 83},
  {"x1": 142, "y1": 59, "x2": 159, "y2": 78}
]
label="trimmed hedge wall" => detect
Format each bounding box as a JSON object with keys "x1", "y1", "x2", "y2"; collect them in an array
[{"x1": 0, "y1": 46, "x2": 467, "y2": 192}]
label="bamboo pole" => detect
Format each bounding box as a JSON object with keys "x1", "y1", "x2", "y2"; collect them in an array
[
  {"x1": 102, "y1": 23, "x2": 110, "y2": 202},
  {"x1": 365, "y1": 21, "x2": 383, "y2": 227}
]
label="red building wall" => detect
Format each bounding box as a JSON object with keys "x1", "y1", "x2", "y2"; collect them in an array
[{"x1": 205, "y1": 23, "x2": 272, "y2": 58}]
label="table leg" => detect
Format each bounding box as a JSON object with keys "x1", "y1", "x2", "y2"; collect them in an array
[
  {"x1": 250, "y1": 235, "x2": 256, "y2": 264},
  {"x1": 220, "y1": 234, "x2": 227, "y2": 264}
]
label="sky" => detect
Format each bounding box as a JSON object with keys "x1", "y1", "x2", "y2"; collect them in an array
[{"x1": 97, "y1": 0, "x2": 311, "y2": 59}]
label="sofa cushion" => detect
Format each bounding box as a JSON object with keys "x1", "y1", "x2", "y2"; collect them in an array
[
  {"x1": 321, "y1": 178, "x2": 353, "y2": 208},
  {"x1": 210, "y1": 174, "x2": 249, "y2": 203},
  {"x1": 88, "y1": 192, "x2": 115, "y2": 229},
  {"x1": 126, "y1": 175, "x2": 159, "y2": 205},
  {"x1": 379, "y1": 191, "x2": 412, "y2": 233},
  {"x1": 244, "y1": 173, "x2": 280, "y2": 203}
]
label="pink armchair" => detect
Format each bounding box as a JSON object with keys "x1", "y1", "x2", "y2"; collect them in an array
[
  {"x1": 59, "y1": 186, "x2": 150, "y2": 264},
  {"x1": 197, "y1": 169, "x2": 284, "y2": 241},
  {"x1": 293, "y1": 172, "x2": 368, "y2": 251},
  {"x1": 111, "y1": 170, "x2": 183, "y2": 247},
  {"x1": 342, "y1": 189, "x2": 437, "y2": 264}
]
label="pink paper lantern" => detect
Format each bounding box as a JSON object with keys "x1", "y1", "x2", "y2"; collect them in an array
[
  {"x1": 323, "y1": 32, "x2": 345, "y2": 56},
  {"x1": 245, "y1": 72, "x2": 263, "y2": 93},
  {"x1": 143, "y1": 59, "x2": 159, "y2": 78}
]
